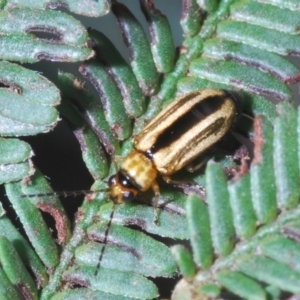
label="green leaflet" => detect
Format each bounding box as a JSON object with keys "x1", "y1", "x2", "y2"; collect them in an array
[
  {"x1": 0, "y1": 61, "x2": 60, "y2": 134},
  {"x1": 180, "y1": 0, "x2": 202, "y2": 37},
  {"x1": 140, "y1": 0, "x2": 176, "y2": 73},
  {"x1": 79, "y1": 61, "x2": 132, "y2": 141},
  {"x1": 172, "y1": 104, "x2": 300, "y2": 299},
  {"x1": 88, "y1": 30, "x2": 146, "y2": 118},
  {"x1": 0, "y1": 61, "x2": 60, "y2": 183},
  {"x1": 80, "y1": 223, "x2": 177, "y2": 277},
  {"x1": 189, "y1": 57, "x2": 292, "y2": 101},
  {"x1": 0, "y1": 236, "x2": 38, "y2": 300},
  {"x1": 0, "y1": 8, "x2": 93, "y2": 62},
  {"x1": 217, "y1": 20, "x2": 300, "y2": 57},
  {"x1": 231, "y1": 0, "x2": 300, "y2": 34},
  {"x1": 1, "y1": 0, "x2": 109, "y2": 17},
  {"x1": 112, "y1": 2, "x2": 159, "y2": 96},
  {"x1": 63, "y1": 266, "x2": 159, "y2": 300}
]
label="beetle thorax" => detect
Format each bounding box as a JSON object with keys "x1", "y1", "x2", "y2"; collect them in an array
[{"x1": 121, "y1": 150, "x2": 157, "y2": 192}]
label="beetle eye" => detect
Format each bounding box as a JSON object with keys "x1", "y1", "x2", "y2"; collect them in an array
[
  {"x1": 119, "y1": 172, "x2": 135, "y2": 188},
  {"x1": 121, "y1": 177, "x2": 130, "y2": 187},
  {"x1": 123, "y1": 191, "x2": 134, "y2": 202},
  {"x1": 108, "y1": 175, "x2": 116, "y2": 186}
]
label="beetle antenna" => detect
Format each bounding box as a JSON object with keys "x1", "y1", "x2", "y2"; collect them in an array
[
  {"x1": 19, "y1": 189, "x2": 110, "y2": 198},
  {"x1": 94, "y1": 203, "x2": 116, "y2": 276}
]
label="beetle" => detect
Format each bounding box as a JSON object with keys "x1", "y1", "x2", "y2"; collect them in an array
[
  {"x1": 108, "y1": 89, "x2": 241, "y2": 219},
  {"x1": 20, "y1": 89, "x2": 241, "y2": 276}
]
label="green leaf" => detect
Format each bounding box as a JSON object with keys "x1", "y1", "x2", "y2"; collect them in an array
[
  {"x1": 217, "y1": 20, "x2": 300, "y2": 56},
  {"x1": 250, "y1": 116, "x2": 277, "y2": 223},
  {"x1": 260, "y1": 235, "x2": 300, "y2": 273},
  {"x1": 1, "y1": 0, "x2": 110, "y2": 17},
  {"x1": 206, "y1": 161, "x2": 235, "y2": 256},
  {"x1": 0, "y1": 8, "x2": 93, "y2": 62},
  {"x1": 228, "y1": 173, "x2": 256, "y2": 239},
  {"x1": 231, "y1": 0, "x2": 300, "y2": 34},
  {"x1": 140, "y1": 0, "x2": 176, "y2": 73},
  {"x1": 0, "y1": 91, "x2": 57, "y2": 125},
  {"x1": 79, "y1": 61, "x2": 132, "y2": 141},
  {"x1": 57, "y1": 71, "x2": 120, "y2": 156},
  {"x1": 82, "y1": 223, "x2": 177, "y2": 277},
  {"x1": 0, "y1": 201, "x2": 48, "y2": 288},
  {"x1": 260, "y1": 0, "x2": 299, "y2": 10},
  {"x1": 0, "y1": 34, "x2": 93, "y2": 62},
  {"x1": 0, "y1": 139, "x2": 32, "y2": 165},
  {"x1": 180, "y1": 0, "x2": 202, "y2": 37},
  {"x1": 57, "y1": 80, "x2": 110, "y2": 179},
  {"x1": 0, "y1": 236, "x2": 38, "y2": 299},
  {"x1": 98, "y1": 197, "x2": 187, "y2": 240},
  {"x1": 5, "y1": 175, "x2": 64, "y2": 268},
  {"x1": 274, "y1": 102, "x2": 300, "y2": 209},
  {"x1": 18, "y1": 170, "x2": 72, "y2": 242},
  {"x1": 157, "y1": 36, "x2": 203, "y2": 105},
  {"x1": 237, "y1": 255, "x2": 300, "y2": 293},
  {"x1": 203, "y1": 38, "x2": 300, "y2": 83},
  {"x1": 217, "y1": 270, "x2": 266, "y2": 300},
  {"x1": 185, "y1": 194, "x2": 213, "y2": 269},
  {"x1": 0, "y1": 163, "x2": 32, "y2": 184},
  {"x1": 0, "y1": 61, "x2": 60, "y2": 135},
  {"x1": 197, "y1": 0, "x2": 218, "y2": 13},
  {"x1": 52, "y1": 288, "x2": 132, "y2": 300},
  {"x1": 112, "y1": 2, "x2": 160, "y2": 95},
  {"x1": 88, "y1": 30, "x2": 146, "y2": 118},
  {"x1": 171, "y1": 245, "x2": 196, "y2": 280},
  {"x1": 189, "y1": 57, "x2": 292, "y2": 100},
  {"x1": 0, "y1": 268, "x2": 21, "y2": 300},
  {"x1": 63, "y1": 266, "x2": 159, "y2": 300}
]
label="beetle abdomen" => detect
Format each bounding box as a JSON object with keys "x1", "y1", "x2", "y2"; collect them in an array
[{"x1": 134, "y1": 89, "x2": 238, "y2": 175}]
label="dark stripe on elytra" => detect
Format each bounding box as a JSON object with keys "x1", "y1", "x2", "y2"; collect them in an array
[
  {"x1": 148, "y1": 94, "x2": 228, "y2": 155},
  {"x1": 175, "y1": 117, "x2": 227, "y2": 164},
  {"x1": 143, "y1": 91, "x2": 201, "y2": 135}
]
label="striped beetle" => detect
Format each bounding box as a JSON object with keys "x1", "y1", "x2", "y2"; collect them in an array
[{"x1": 108, "y1": 89, "x2": 240, "y2": 220}]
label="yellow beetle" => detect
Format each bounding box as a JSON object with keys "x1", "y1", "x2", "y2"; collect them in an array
[{"x1": 108, "y1": 89, "x2": 240, "y2": 213}]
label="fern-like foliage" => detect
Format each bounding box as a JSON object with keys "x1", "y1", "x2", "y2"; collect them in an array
[
  {"x1": 0, "y1": 0, "x2": 299, "y2": 299},
  {"x1": 172, "y1": 103, "x2": 300, "y2": 299}
]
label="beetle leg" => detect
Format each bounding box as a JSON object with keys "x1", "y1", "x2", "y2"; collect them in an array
[
  {"x1": 162, "y1": 175, "x2": 191, "y2": 185},
  {"x1": 151, "y1": 180, "x2": 160, "y2": 225},
  {"x1": 185, "y1": 158, "x2": 207, "y2": 173},
  {"x1": 162, "y1": 175, "x2": 172, "y2": 184},
  {"x1": 113, "y1": 155, "x2": 124, "y2": 163}
]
